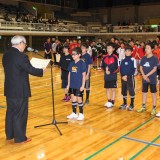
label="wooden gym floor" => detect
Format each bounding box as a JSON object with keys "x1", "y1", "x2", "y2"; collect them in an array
[{"x1": 0, "y1": 52, "x2": 160, "y2": 160}]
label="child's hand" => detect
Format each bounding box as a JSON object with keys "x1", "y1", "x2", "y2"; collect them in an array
[
  {"x1": 146, "y1": 77, "x2": 150, "y2": 82},
  {"x1": 86, "y1": 75, "x2": 89, "y2": 80},
  {"x1": 106, "y1": 70, "x2": 110, "y2": 75},
  {"x1": 66, "y1": 85, "x2": 69, "y2": 90},
  {"x1": 122, "y1": 75, "x2": 127, "y2": 81},
  {"x1": 80, "y1": 86, "x2": 84, "y2": 92},
  {"x1": 142, "y1": 74, "x2": 148, "y2": 81}
]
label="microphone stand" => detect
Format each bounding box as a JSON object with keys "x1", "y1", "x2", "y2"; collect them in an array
[{"x1": 30, "y1": 51, "x2": 68, "y2": 135}]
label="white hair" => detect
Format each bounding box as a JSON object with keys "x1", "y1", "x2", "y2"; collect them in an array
[{"x1": 11, "y1": 35, "x2": 26, "y2": 45}]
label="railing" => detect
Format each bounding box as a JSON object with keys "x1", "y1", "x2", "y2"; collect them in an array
[{"x1": 0, "y1": 21, "x2": 160, "y2": 33}]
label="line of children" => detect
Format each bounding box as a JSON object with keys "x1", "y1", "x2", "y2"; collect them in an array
[
  {"x1": 65, "y1": 41, "x2": 160, "y2": 120},
  {"x1": 67, "y1": 47, "x2": 86, "y2": 121}
]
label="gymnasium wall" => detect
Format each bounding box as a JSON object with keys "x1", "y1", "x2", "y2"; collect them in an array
[
  {"x1": 112, "y1": 4, "x2": 160, "y2": 24},
  {"x1": 111, "y1": 6, "x2": 135, "y2": 25},
  {"x1": 138, "y1": 5, "x2": 160, "y2": 24},
  {"x1": 0, "y1": 1, "x2": 19, "y2": 6}
]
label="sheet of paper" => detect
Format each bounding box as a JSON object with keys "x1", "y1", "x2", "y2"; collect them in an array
[{"x1": 30, "y1": 57, "x2": 51, "y2": 69}]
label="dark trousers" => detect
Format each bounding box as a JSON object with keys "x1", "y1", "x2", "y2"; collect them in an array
[
  {"x1": 53, "y1": 52, "x2": 57, "y2": 64},
  {"x1": 5, "y1": 97, "x2": 28, "y2": 143},
  {"x1": 121, "y1": 75, "x2": 135, "y2": 98},
  {"x1": 44, "y1": 53, "x2": 52, "y2": 59}
]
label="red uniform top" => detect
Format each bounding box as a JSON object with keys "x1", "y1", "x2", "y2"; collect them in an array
[
  {"x1": 69, "y1": 43, "x2": 80, "y2": 54},
  {"x1": 135, "y1": 47, "x2": 145, "y2": 60},
  {"x1": 153, "y1": 48, "x2": 160, "y2": 63},
  {"x1": 131, "y1": 46, "x2": 138, "y2": 58}
]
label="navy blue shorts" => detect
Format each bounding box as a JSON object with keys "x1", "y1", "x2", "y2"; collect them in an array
[{"x1": 142, "y1": 83, "x2": 157, "y2": 93}]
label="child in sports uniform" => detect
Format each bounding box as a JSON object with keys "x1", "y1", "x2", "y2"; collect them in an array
[
  {"x1": 67, "y1": 47, "x2": 87, "y2": 120},
  {"x1": 119, "y1": 45, "x2": 137, "y2": 111},
  {"x1": 137, "y1": 42, "x2": 158, "y2": 115},
  {"x1": 102, "y1": 42, "x2": 119, "y2": 108},
  {"x1": 59, "y1": 45, "x2": 73, "y2": 101},
  {"x1": 81, "y1": 43, "x2": 93, "y2": 105}
]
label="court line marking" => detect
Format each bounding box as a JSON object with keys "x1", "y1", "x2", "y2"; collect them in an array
[
  {"x1": 123, "y1": 136, "x2": 160, "y2": 147},
  {"x1": 85, "y1": 116, "x2": 155, "y2": 160},
  {"x1": 67, "y1": 117, "x2": 160, "y2": 148},
  {"x1": 129, "y1": 135, "x2": 160, "y2": 160}
]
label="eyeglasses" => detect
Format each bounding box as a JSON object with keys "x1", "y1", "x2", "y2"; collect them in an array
[{"x1": 71, "y1": 53, "x2": 78, "y2": 56}]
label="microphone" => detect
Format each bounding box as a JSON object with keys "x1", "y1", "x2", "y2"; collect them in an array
[{"x1": 27, "y1": 47, "x2": 38, "y2": 53}]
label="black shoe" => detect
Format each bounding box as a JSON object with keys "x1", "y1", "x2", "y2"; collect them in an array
[
  {"x1": 119, "y1": 104, "x2": 127, "y2": 110},
  {"x1": 85, "y1": 99, "x2": 89, "y2": 105},
  {"x1": 127, "y1": 105, "x2": 134, "y2": 111}
]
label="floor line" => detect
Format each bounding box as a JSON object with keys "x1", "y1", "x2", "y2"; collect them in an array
[
  {"x1": 129, "y1": 135, "x2": 160, "y2": 160},
  {"x1": 123, "y1": 136, "x2": 160, "y2": 147},
  {"x1": 85, "y1": 116, "x2": 155, "y2": 160}
]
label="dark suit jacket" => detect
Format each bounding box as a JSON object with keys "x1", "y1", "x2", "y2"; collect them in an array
[{"x1": 2, "y1": 47, "x2": 43, "y2": 98}]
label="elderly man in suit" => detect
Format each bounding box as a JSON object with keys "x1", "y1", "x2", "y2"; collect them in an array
[{"x1": 2, "y1": 35, "x2": 45, "y2": 143}]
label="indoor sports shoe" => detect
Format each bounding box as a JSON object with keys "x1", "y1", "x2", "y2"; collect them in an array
[
  {"x1": 104, "y1": 102, "x2": 113, "y2": 108},
  {"x1": 156, "y1": 111, "x2": 160, "y2": 117},
  {"x1": 67, "y1": 112, "x2": 78, "y2": 119},
  {"x1": 137, "y1": 107, "x2": 146, "y2": 113},
  {"x1": 151, "y1": 108, "x2": 156, "y2": 115},
  {"x1": 106, "y1": 102, "x2": 113, "y2": 108},
  {"x1": 65, "y1": 96, "x2": 71, "y2": 102},
  {"x1": 85, "y1": 99, "x2": 89, "y2": 105},
  {"x1": 77, "y1": 113, "x2": 84, "y2": 121},
  {"x1": 62, "y1": 96, "x2": 67, "y2": 101},
  {"x1": 104, "y1": 102, "x2": 109, "y2": 107},
  {"x1": 127, "y1": 105, "x2": 134, "y2": 111},
  {"x1": 119, "y1": 104, "x2": 127, "y2": 110}
]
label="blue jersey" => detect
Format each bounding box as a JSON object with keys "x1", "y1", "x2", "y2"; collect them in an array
[
  {"x1": 81, "y1": 53, "x2": 92, "y2": 73},
  {"x1": 68, "y1": 60, "x2": 87, "y2": 89},
  {"x1": 140, "y1": 55, "x2": 158, "y2": 84},
  {"x1": 120, "y1": 56, "x2": 136, "y2": 76}
]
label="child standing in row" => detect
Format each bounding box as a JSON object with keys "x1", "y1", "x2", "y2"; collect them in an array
[
  {"x1": 81, "y1": 43, "x2": 93, "y2": 105},
  {"x1": 102, "y1": 42, "x2": 119, "y2": 108},
  {"x1": 137, "y1": 42, "x2": 158, "y2": 115},
  {"x1": 59, "y1": 45, "x2": 73, "y2": 101},
  {"x1": 67, "y1": 47, "x2": 86, "y2": 120},
  {"x1": 119, "y1": 45, "x2": 137, "y2": 111}
]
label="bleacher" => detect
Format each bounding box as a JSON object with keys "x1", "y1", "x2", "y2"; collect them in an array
[
  {"x1": 0, "y1": 3, "x2": 159, "y2": 34},
  {"x1": 70, "y1": 11, "x2": 91, "y2": 17},
  {"x1": 86, "y1": 22, "x2": 102, "y2": 27},
  {"x1": 113, "y1": 26, "x2": 135, "y2": 33}
]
